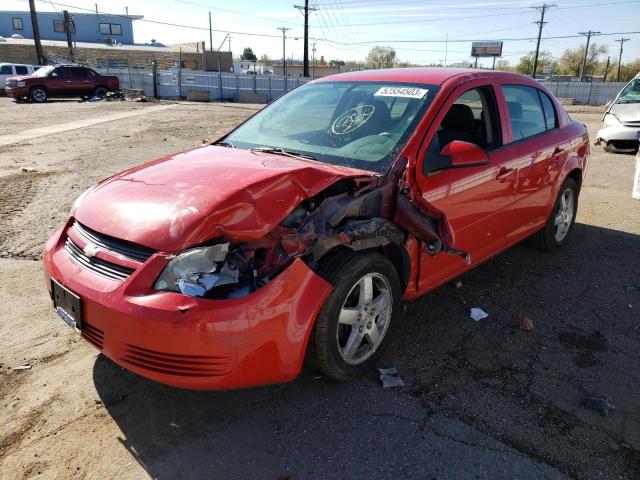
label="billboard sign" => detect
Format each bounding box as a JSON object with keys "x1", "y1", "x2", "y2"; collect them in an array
[{"x1": 471, "y1": 41, "x2": 503, "y2": 57}]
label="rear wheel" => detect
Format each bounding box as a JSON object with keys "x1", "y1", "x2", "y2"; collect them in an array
[
  {"x1": 30, "y1": 86, "x2": 47, "y2": 103},
  {"x1": 308, "y1": 252, "x2": 401, "y2": 381},
  {"x1": 530, "y1": 177, "x2": 578, "y2": 251},
  {"x1": 93, "y1": 86, "x2": 108, "y2": 98}
]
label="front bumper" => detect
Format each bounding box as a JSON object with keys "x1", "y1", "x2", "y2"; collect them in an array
[
  {"x1": 43, "y1": 221, "x2": 333, "y2": 390},
  {"x1": 5, "y1": 86, "x2": 28, "y2": 97}
]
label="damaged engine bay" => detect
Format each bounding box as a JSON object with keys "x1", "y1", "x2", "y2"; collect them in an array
[{"x1": 155, "y1": 159, "x2": 468, "y2": 300}]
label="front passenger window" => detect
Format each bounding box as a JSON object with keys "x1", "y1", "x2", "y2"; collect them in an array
[{"x1": 423, "y1": 86, "x2": 500, "y2": 175}]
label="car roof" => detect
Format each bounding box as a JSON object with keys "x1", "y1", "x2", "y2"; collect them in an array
[
  {"x1": 314, "y1": 67, "x2": 530, "y2": 86},
  {"x1": 0, "y1": 63, "x2": 34, "y2": 67}
]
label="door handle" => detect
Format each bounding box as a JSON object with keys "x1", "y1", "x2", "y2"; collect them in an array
[{"x1": 496, "y1": 167, "x2": 514, "y2": 181}]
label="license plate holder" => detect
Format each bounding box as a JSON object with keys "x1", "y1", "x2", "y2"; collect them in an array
[{"x1": 51, "y1": 279, "x2": 82, "y2": 331}]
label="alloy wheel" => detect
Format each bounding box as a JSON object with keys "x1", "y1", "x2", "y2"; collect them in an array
[
  {"x1": 554, "y1": 188, "x2": 574, "y2": 242},
  {"x1": 336, "y1": 272, "x2": 392, "y2": 365}
]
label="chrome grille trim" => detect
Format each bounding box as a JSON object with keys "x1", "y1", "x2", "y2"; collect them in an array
[
  {"x1": 64, "y1": 237, "x2": 134, "y2": 281},
  {"x1": 73, "y1": 221, "x2": 155, "y2": 263}
]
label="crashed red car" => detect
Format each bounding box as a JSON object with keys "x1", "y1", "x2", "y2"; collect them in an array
[{"x1": 43, "y1": 68, "x2": 589, "y2": 390}]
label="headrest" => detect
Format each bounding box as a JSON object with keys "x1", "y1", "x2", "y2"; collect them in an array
[
  {"x1": 507, "y1": 101, "x2": 522, "y2": 120},
  {"x1": 441, "y1": 104, "x2": 475, "y2": 132}
]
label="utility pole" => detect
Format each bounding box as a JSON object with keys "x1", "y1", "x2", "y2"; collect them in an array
[
  {"x1": 615, "y1": 37, "x2": 630, "y2": 82},
  {"x1": 63, "y1": 10, "x2": 74, "y2": 60},
  {"x1": 208, "y1": 12, "x2": 213, "y2": 51},
  {"x1": 578, "y1": 30, "x2": 600, "y2": 81},
  {"x1": 532, "y1": 4, "x2": 555, "y2": 78},
  {"x1": 311, "y1": 42, "x2": 317, "y2": 79},
  {"x1": 295, "y1": 1, "x2": 317, "y2": 78},
  {"x1": 228, "y1": 35, "x2": 231, "y2": 53},
  {"x1": 603, "y1": 55, "x2": 610, "y2": 82},
  {"x1": 444, "y1": 33, "x2": 448, "y2": 67},
  {"x1": 278, "y1": 27, "x2": 291, "y2": 88},
  {"x1": 28, "y1": 0, "x2": 45, "y2": 65}
]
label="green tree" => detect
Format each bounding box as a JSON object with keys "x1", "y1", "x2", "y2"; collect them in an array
[
  {"x1": 494, "y1": 59, "x2": 512, "y2": 72},
  {"x1": 515, "y1": 51, "x2": 557, "y2": 76},
  {"x1": 557, "y1": 43, "x2": 607, "y2": 76},
  {"x1": 259, "y1": 53, "x2": 270, "y2": 65},
  {"x1": 240, "y1": 47, "x2": 257, "y2": 61},
  {"x1": 366, "y1": 46, "x2": 396, "y2": 69}
]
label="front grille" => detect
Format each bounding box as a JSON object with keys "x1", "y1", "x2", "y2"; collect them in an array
[
  {"x1": 120, "y1": 344, "x2": 236, "y2": 377},
  {"x1": 72, "y1": 221, "x2": 156, "y2": 263},
  {"x1": 65, "y1": 237, "x2": 134, "y2": 281},
  {"x1": 82, "y1": 321, "x2": 104, "y2": 350}
]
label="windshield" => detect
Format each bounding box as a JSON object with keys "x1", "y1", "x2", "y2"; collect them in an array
[
  {"x1": 617, "y1": 79, "x2": 640, "y2": 104},
  {"x1": 223, "y1": 81, "x2": 438, "y2": 173},
  {"x1": 31, "y1": 66, "x2": 54, "y2": 77}
]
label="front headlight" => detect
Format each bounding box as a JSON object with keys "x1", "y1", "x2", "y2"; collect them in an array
[
  {"x1": 17, "y1": 80, "x2": 26, "y2": 87},
  {"x1": 603, "y1": 113, "x2": 621, "y2": 127},
  {"x1": 154, "y1": 243, "x2": 242, "y2": 297}
]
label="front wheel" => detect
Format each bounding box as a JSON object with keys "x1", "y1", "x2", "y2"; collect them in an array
[
  {"x1": 530, "y1": 177, "x2": 579, "y2": 251},
  {"x1": 30, "y1": 86, "x2": 47, "y2": 103},
  {"x1": 93, "y1": 86, "x2": 108, "y2": 98},
  {"x1": 308, "y1": 252, "x2": 401, "y2": 381}
]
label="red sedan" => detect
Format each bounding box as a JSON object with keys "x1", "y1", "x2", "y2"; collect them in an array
[{"x1": 43, "y1": 68, "x2": 589, "y2": 390}]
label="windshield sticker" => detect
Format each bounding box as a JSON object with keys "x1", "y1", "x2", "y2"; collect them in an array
[
  {"x1": 330, "y1": 105, "x2": 375, "y2": 135},
  {"x1": 374, "y1": 87, "x2": 428, "y2": 99}
]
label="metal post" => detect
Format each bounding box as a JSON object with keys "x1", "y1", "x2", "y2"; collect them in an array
[
  {"x1": 268, "y1": 75, "x2": 272, "y2": 102},
  {"x1": 277, "y1": 27, "x2": 290, "y2": 90},
  {"x1": 208, "y1": 12, "x2": 213, "y2": 51},
  {"x1": 95, "y1": 4, "x2": 100, "y2": 40},
  {"x1": 152, "y1": 61, "x2": 158, "y2": 99},
  {"x1": 578, "y1": 30, "x2": 600, "y2": 81},
  {"x1": 178, "y1": 47, "x2": 182, "y2": 98}
]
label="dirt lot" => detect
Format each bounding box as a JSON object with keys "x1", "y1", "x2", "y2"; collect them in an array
[{"x1": 0, "y1": 97, "x2": 638, "y2": 480}]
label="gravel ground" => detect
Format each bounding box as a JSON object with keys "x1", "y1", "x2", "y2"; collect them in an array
[{"x1": 0, "y1": 98, "x2": 638, "y2": 480}]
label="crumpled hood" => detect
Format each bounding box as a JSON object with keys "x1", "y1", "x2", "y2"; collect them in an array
[
  {"x1": 610, "y1": 103, "x2": 640, "y2": 122},
  {"x1": 74, "y1": 145, "x2": 373, "y2": 252}
]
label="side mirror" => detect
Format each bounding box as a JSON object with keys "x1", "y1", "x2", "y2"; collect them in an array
[{"x1": 439, "y1": 140, "x2": 489, "y2": 168}]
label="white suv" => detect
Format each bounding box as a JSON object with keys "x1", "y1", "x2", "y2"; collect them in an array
[{"x1": 1, "y1": 63, "x2": 41, "y2": 91}]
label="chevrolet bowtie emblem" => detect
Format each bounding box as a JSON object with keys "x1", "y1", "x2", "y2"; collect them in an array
[{"x1": 83, "y1": 243, "x2": 101, "y2": 258}]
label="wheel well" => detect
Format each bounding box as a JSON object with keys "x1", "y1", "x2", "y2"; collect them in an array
[
  {"x1": 314, "y1": 243, "x2": 410, "y2": 293},
  {"x1": 568, "y1": 169, "x2": 583, "y2": 192},
  {"x1": 94, "y1": 85, "x2": 108, "y2": 91},
  {"x1": 30, "y1": 85, "x2": 46, "y2": 92}
]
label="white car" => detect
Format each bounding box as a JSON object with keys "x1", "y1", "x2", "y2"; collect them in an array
[
  {"x1": 0, "y1": 63, "x2": 41, "y2": 91},
  {"x1": 596, "y1": 73, "x2": 640, "y2": 153}
]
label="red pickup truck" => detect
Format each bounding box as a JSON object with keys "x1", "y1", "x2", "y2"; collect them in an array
[{"x1": 6, "y1": 65, "x2": 119, "y2": 103}]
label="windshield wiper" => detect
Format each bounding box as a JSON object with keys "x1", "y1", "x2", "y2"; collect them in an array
[
  {"x1": 250, "y1": 146, "x2": 318, "y2": 161},
  {"x1": 215, "y1": 141, "x2": 236, "y2": 148}
]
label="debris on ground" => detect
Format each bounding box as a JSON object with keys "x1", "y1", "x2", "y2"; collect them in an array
[
  {"x1": 21, "y1": 166, "x2": 36, "y2": 173},
  {"x1": 378, "y1": 367, "x2": 404, "y2": 388},
  {"x1": 470, "y1": 307, "x2": 489, "y2": 321},
  {"x1": 582, "y1": 394, "x2": 616, "y2": 416},
  {"x1": 83, "y1": 89, "x2": 148, "y2": 103},
  {"x1": 455, "y1": 280, "x2": 463, "y2": 288},
  {"x1": 519, "y1": 317, "x2": 534, "y2": 331},
  {"x1": 12, "y1": 364, "x2": 32, "y2": 370}
]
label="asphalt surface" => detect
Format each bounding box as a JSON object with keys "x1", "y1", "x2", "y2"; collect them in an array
[{"x1": 0, "y1": 98, "x2": 638, "y2": 480}]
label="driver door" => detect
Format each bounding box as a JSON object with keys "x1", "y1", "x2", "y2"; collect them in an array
[
  {"x1": 47, "y1": 67, "x2": 70, "y2": 95},
  {"x1": 413, "y1": 80, "x2": 517, "y2": 292}
]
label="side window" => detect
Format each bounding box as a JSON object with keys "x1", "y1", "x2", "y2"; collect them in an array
[
  {"x1": 0, "y1": 65, "x2": 13, "y2": 75},
  {"x1": 13, "y1": 18, "x2": 24, "y2": 30},
  {"x1": 50, "y1": 68, "x2": 69, "y2": 78},
  {"x1": 70, "y1": 67, "x2": 86, "y2": 78},
  {"x1": 15, "y1": 66, "x2": 28, "y2": 75},
  {"x1": 503, "y1": 85, "x2": 547, "y2": 141},
  {"x1": 423, "y1": 85, "x2": 500, "y2": 175},
  {"x1": 538, "y1": 90, "x2": 557, "y2": 130},
  {"x1": 53, "y1": 20, "x2": 65, "y2": 33}
]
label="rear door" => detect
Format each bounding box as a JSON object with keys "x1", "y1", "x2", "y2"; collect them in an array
[
  {"x1": 499, "y1": 84, "x2": 569, "y2": 235},
  {"x1": 413, "y1": 80, "x2": 517, "y2": 291},
  {"x1": 69, "y1": 67, "x2": 93, "y2": 95}
]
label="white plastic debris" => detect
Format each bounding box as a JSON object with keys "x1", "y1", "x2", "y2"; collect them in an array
[
  {"x1": 470, "y1": 308, "x2": 489, "y2": 321},
  {"x1": 378, "y1": 367, "x2": 404, "y2": 388},
  {"x1": 12, "y1": 364, "x2": 32, "y2": 371},
  {"x1": 633, "y1": 152, "x2": 640, "y2": 200}
]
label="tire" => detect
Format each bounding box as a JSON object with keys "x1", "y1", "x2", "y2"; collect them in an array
[
  {"x1": 29, "y1": 86, "x2": 47, "y2": 103},
  {"x1": 93, "y1": 86, "x2": 108, "y2": 98},
  {"x1": 530, "y1": 177, "x2": 579, "y2": 251},
  {"x1": 307, "y1": 251, "x2": 402, "y2": 382}
]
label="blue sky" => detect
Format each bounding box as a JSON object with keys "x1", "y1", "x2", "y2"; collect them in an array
[{"x1": 6, "y1": 0, "x2": 640, "y2": 67}]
